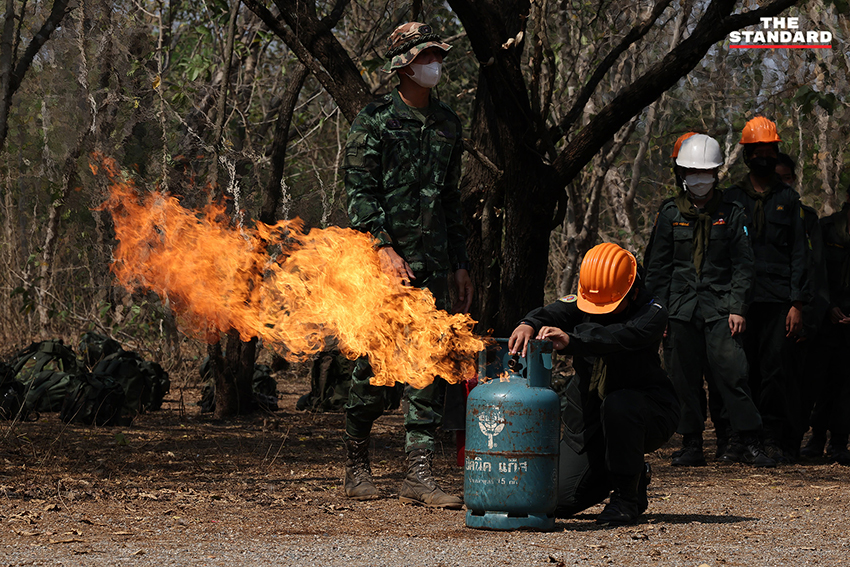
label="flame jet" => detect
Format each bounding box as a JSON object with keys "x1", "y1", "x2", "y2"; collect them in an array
[{"x1": 98, "y1": 158, "x2": 484, "y2": 388}]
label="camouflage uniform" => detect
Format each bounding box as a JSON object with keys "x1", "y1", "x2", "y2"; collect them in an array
[{"x1": 341, "y1": 74, "x2": 468, "y2": 453}]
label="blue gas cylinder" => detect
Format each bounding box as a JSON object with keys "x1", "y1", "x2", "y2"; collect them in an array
[{"x1": 464, "y1": 339, "x2": 560, "y2": 531}]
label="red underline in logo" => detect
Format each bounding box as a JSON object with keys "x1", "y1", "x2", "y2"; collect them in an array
[{"x1": 729, "y1": 44, "x2": 832, "y2": 49}]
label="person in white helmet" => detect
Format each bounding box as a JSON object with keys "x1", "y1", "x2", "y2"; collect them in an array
[{"x1": 644, "y1": 134, "x2": 775, "y2": 467}]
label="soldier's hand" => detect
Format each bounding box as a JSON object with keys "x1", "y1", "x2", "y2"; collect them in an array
[
  {"x1": 377, "y1": 247, "x2": 415, "y2": 286},
  {"x1": 451, "y1": 269, "x2": 473, "y2": 314},
  {"x1": 829, "y1": 306, "x2": 850, "y2": 325},
  {"x1": 508, "y1": 324, "x2": 535, "y2": 358},
  {"x1": 728, "y1": 314, "x2": 746, "y2": 337},
  {"x1": 536, "y1": 326, "x2": 570, "y2": 351},
  {"x1": 785, "y1": 304, "x2": 803, "y2": 337}
]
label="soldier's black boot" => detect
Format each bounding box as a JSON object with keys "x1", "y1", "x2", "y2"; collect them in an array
[
  {"x1": 827, "y1": 434, "x2": 850, "y2": 466},
  {"x1": 343, "y1": 435, "x2": 380, "y2": 500},
  {"x1": 597, "y1": 473, "x2": 640, "y2": 526},
  {"x1": 637, "y1": 462, "x2": 652, "y2": 515},
  {"x1": 800, "y1": 430, "x2": 827, "y2": 459},
  {"x1": 672, "y1": 433, "x2": 706, "y2": 466},
  {"x1": 714, "y1": 424, "x2": 731, "y2": 460},
  {"x1": 398, "y1": 449, "x2": 463, "y2": 509},
  {"x1": 719, "y1": 432, "x2": 775, "y2": 467}
]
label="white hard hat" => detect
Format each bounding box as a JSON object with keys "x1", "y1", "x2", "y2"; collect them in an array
[{"x1": 675, "y1": 134, "x2": 723, "y2": 169}]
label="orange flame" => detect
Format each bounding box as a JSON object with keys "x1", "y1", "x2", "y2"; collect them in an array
[{"x1": 98, "y1": 156, "x2": 484, "y2": 388}]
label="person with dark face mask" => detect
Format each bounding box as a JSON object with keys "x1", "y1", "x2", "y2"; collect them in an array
[
  {"x1": 723, "y1": 116, "x2": 808, "y2": 464},
  {"x1": 645, "y1": 134, "x2": 773, "y2": 468}
]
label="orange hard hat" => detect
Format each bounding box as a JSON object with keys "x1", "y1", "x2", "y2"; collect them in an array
[
  {"x1": 671, "y1": 132, "x2": 698, "y2": 159},
  {"x1": 739, "y1": 116, "x2": 781, "y2": 144},
  {"x1": 576, "y1": 243, "x2": 637, "y2": 315}
]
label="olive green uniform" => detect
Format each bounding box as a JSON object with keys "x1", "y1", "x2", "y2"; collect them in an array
[
  {"x1": 723, "y1": 176, "x2": 807, "y2": 455},
  {"x1": 342, "y1": 88, "x2": 468, "y2": 453},
  {"x1": 644, "y1": 192, "x2": 762, "y2": 437}
]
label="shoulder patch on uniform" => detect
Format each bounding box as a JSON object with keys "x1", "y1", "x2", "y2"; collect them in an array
[
  {"x1": 712, "y1": 218, "x2": 726, "y2": 226},
  {"x1": 559, "y1": 294, "x2": 578, "y2": 303},
  {"x1": 386, "y1": 119, "x2": 402, "y2": 130}
]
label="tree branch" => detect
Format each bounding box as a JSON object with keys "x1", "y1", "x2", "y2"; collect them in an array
[
  {"x1": 10, "y1": 0, "x2": 73, "y2": 93},
  {"x1": 242, "y1": 0, "x2": 369, "y2": 122},
  {"x1": 549, "y1": 0, "x2": 673, "y2": 146},
  {"x1": 551, "y1": 0, "x2": 798, "y2": 188}
]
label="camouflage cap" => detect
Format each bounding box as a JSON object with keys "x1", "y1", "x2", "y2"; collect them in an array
[{"x1": 382, "y1": 22, "x2": 451, "y2": 72}]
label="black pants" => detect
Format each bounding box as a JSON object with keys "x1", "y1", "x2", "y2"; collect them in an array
[
  {"x1": 667, "y1": 313, "x2": 762, "y2": 436},
  {"x1": 743, "y1": 302, "x2": 798, "y2": 453},
  {"x1": 556, "y1": 385, "x2": 679, "y2": 516}
]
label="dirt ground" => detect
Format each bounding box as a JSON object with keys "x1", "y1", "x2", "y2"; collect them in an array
[{"x1": 2, "y1": 369, "x2": 849, "y2": 566}]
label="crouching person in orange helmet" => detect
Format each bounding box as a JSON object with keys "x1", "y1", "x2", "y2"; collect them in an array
[{"x1": 508, "y1": 243, "x2": 679, "y2": 526}]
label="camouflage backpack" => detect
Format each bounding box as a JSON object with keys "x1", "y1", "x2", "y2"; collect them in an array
[
  {"x1": 21, "y1": 369, "x2": 78, "y2": 413},
  {"x1": 59, "y1": 373, "x2": 126, "y2": 426},
  {"x1": 12, "y1": 340, "x2": 81, "y2": 383}
]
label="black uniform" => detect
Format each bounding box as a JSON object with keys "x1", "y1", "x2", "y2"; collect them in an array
[
  {"x1": 723, "y1": 175, "x2": 807, "y2": 457},
  {"x1": 518, "y1": 287, "x2": 679, "y2": 515},
  {"x1": 792, "y1": 205, "x2": 830, "y2": 452},
  {"x1": 807, "y1": 205, "x2": 850, "y2": 444},
  {"x1": 644, "y1": 192, "x2": 762, "y2": 440}
]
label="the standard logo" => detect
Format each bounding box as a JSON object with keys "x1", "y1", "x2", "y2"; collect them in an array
[
  {"x1": 728, "y1": 17, "x2": 832, "y2": 49},
  {"x1": 478, "y1": 407, "x2": 505, "y2": 449}
]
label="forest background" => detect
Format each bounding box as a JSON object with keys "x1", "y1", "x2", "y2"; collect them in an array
[{"x1": 0, "y1": 0, "x2": 847, "y2": 415}]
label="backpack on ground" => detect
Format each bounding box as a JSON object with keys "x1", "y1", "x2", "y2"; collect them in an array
[
  {"x1": 78, "y1": 332, "x2": 122, "y2": 368},
  {"x1": 12, "y1": 340, "x2": 81, "y2": 383},
  {"x1": 140, "y1": 360, "x2": 170, "y2": 411},
  {"x1": 21, "y1": 369, "x2": 77, "y2": 413},
  {"x1": 92, "y1": 350, "x2": 152, "y2": 418},
  {"x1": 59, "y1": 373, "x2": 126, "y2": 426},
  {"x1": 252, "y1": 364, "x2": 278, "y2": 411}
]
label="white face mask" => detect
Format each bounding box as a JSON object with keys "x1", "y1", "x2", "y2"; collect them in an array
[
  {"x1": 406, "y1": 61, "x2": 442, "y2": 88},
  {"x1": 683, "y1": 172, "x2": 716, "y2": 197}
]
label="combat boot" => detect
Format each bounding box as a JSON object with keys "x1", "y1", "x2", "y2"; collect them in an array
[
  {"x1": 800, "y1": 430, "x2": 827, "y2": 459},
  {"x1": 343, "y1": 436, "x2": 379, "y2": 500},
  {"x1": 762, "y1": 437, "x2": 790, "y2": 465},
  {"x1": 827, "y1": 434, "x2": 850, "y2": 466},
  {"x1": 637, "y1": 462, "x2": 652, "y2": 515},
  {"x1": 672, "y1": 434, "x2": 706, "y2": 467},
  {"x1": 398, "y1": 449, "x2": 463, "y2": 509},
  {"x1": 719, "y1": 433, "x2": 776, "y2": 467},
  {"x1": 597, "y1": 473, "x2": 640, "y2": 526}
]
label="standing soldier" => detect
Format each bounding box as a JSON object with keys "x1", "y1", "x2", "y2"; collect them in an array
[
  {"x1": 340, "y1": 22, "x2": 473, "y2": 508},
  {"x1": 801, "y1": 186, "x2": 850, "y2": 464},
  {"x1": 666, "y1": 131, "x2": 731, "y2": 461},
  {"x1": 723, "y1": 116, "x2": 808, "y2": 463},
  {"x1": 775, "y1": 153, "x2": 830, "y2": 459},
  {"x1": 645, "y1": 134, "x2": 773, "y2": 467}
]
